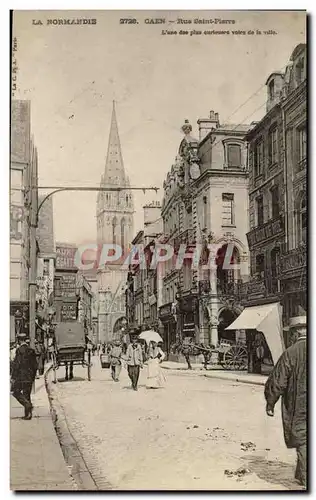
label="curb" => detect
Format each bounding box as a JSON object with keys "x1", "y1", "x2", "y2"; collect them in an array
[
  {"x1": 161, "y1": 365, "x2": 266, "y2": 387},
  {"x1": 44, "y1": 366, "x2": 100, "y2": 490}
]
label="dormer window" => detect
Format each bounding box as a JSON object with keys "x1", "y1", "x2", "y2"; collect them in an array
[
  {"x1": 268, "y1": 79, "x2": 275, "y2": 100},
  {"x1": 295, "y1": 57, "x2": 304, "y2": 86},
  {"x1": 227, "y1": 144, "x2": 242, "y2": 168},
  {"x1": 223, "y1": 140, "x2": 243, "y2": 170}
]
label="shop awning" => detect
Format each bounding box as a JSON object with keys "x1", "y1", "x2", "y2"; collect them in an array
[{"x1": 225, "y1": 302, "x2": 284, "y2": 363}]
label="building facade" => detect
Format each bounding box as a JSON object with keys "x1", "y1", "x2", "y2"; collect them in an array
[
  {"x1": 160, "y1": 114, "x2": 250, "y2": 352},
  {"x1": 96, "y1": 102, "x2": 134, "y2": 343},
  {"x1": 126, "y1": 202, "x2": 163, "y2": 338},
  {"x1": 36, "y1": 196, "x2": 56, "y2": 317},
  {"x1": 245, "y1": 43, "x2": 307, "y2": 341},
  {"x1": 10, "y1": 100, "x2": 39, "y2": 342},
  {"x1": 279, "y1": 44, "x2": 307, "y2": 334}
]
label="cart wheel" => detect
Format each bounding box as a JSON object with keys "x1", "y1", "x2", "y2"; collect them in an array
[{"x1": 223, "y1": 345, "x2": 248, "y2": 371}]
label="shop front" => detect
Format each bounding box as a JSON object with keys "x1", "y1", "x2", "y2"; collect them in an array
[
  {"x1": 158, "y1": 302, "x2": 177, "y2": 356},
  {"x1": 226, "y1": 302, "x2": 282, "y2": 374}
]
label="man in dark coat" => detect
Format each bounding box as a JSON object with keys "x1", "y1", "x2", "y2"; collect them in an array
[
  {"x1": 11, "y1": 334, "x2": 38, "y2": 420},
  {"x1": 264, "y1": 317, "x2": 307, "y2": 487}
]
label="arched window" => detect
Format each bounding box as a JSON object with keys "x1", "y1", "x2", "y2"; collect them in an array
[
  {"x1": 121, "y1": 218, "x2": 125, "y2": 251},
  {"x1": 112, "y1": 217, "x2": 117, "y2": 245},
  {"x1": 125, "y1": 194, "x2": 129, "y2": 206}
]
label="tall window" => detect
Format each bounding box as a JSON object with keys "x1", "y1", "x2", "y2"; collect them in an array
[
  {"x1": 43, "y1": 259, "x2": 49, "y2": 276},
  {"x1": 112, "y1": 217, "x2": 117, "y2": 245},
  {"x1": 120, "y1": 218, "x2": 125, "y2": 251},
  {"x1": 297, "y1": 126, "x2": 307, "y2": 163},
  {"x1": 299, "y1": 195, "x2": 307, "y2": 244},
  {"x1": 227, "y1": 144, "x2": 242, "y2": 168},
  {"x1": 268, "y1": 126, "x2": 278, "y2": 165},
  {"x1": 295, "y1": 57, "x2": 304, "y2": 86},
  {"x1": 271, "y1": 186, "x2": 280, "y2": 219},
  {"x1": 270, "y1": 247, "x2": 280, "y2": 293},
  {"x1": 268, "y1": 80, "x2": 275, "y2": 100},
  {"x1": 254, "y1": 139, "x2": 264, "y2": 177},
  {"x1": 256, "y1": 196, "x2": 264, "y2": 226},
  {"x1": 222, "y1": 193, "x2": 234, "y2": 226},
  {"x1": 203, "y1": 195, "x2": 208, "y2": 230},
  {"x1": 255, "y1": 254, "x2": 265, "y2": 277}
]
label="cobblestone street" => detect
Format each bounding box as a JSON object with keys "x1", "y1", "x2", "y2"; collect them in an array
[{"x1": 52, "y1": 358, "x2": 301, "y2": 491}]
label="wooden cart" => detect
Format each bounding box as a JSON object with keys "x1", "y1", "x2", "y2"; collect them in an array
[{"x1": 52, "y1": 322, "x2": 92, "y2": 383}]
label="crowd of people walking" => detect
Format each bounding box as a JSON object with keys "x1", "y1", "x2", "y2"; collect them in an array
[{"x1": 104, "y1": 335, "x2": 166, "y2": 391}]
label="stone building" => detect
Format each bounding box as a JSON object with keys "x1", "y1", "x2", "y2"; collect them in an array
[
  {"x1": 126, "y1": 202, "x2": 163, "y2": 336},
  {"x1": 244, "y1": 43, "x2": 307, "y2": 340},
  {"x1": 279, "y1": 44, "x2": 307, "y2": 333},
  {"x1": 36, "y1": 196, "x2": 56, "y2": 316},
  {"x1": 10, "y1": 100, "x2": 39, "y2": 341},
  {"x1": 159, "y1": 114, "x2": 250, "y2": 352},
  {"x1": 96, "y1": 102, "x2": 134, "y2": 343}
]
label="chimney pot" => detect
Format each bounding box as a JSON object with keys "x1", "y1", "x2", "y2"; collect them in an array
[
  {"x1": 215, "y1": 112, "x2": 219, "y2": 121},
  {"x1": 210, "y1": 110, "x2": 215, "y2": 120}
]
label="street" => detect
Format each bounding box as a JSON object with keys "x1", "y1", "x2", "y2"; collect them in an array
[{"x1": 51, "y1": 359, "x2": 300, "y2": 491}]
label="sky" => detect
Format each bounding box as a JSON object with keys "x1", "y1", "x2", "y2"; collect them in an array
[{"x1": 13, "y1": 10, "x2": 306, "y2": 245}]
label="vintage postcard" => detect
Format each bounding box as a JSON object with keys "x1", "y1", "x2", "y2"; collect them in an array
[{"x1": 10, "y1": 10, "x2": 307, "y2": 491}]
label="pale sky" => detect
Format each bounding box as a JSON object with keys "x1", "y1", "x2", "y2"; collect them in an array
[{"x1": 13, "y1": 10, "x2": 306, "y2": 245}]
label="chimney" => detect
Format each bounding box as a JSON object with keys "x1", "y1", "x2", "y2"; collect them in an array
[{"x1": 197, "y1": 110, "x2": 220, "y2": 141}]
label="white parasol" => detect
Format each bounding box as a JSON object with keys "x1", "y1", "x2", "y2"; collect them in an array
[{"x1": 139, "y1": 330, "x2": 163, "y2": 344}]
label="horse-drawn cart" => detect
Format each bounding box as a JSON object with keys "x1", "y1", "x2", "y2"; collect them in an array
[
  {"x1": 214, "y1": 339, "x2": 248, "y2": 370},
  {"x1": 52, "y1": 322, "x2": 92, "y2": 383}
]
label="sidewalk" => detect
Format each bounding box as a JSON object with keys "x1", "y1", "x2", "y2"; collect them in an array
[
  {"x1": 161, "y1": 361, "x2": 267, "y2": 386},
  {"x1": 10, "y1": 373, "x2": 75, "y2": 491}
]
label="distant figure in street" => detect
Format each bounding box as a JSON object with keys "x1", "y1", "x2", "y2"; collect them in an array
[
  {"x1": 34, "y1": 339, "x2": 45, "y2": 377},
  {"x1": 109, "y1": 339, "x2": 123, "y2": 382},
  {"x1": 182, "y1": 342, "x2": 192, "y2": 370},
  {"x1": 11, "y1": 334, "x2": 38, "y2": 420},
  {"x1": 125, "y1": 336, "x2": 143, "y2": 391},
  {"x1": 146, "y1": 341, "x2": 166, "y2": 389},
  {"x1": 264, "y1": 316, "x2": 307, "y2": 488}
]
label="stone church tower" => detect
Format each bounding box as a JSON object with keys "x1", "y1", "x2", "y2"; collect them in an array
[{"x1": 96, "y1": 102, "x2": 134, "y2": 343}]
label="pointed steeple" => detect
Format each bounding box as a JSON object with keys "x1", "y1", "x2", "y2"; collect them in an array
[{"x1": 102, "y1": 101, "x2": 127, "y2": 187}]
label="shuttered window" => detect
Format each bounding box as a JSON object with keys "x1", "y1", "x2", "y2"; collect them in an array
[
  {"x1": 227, "y1": 144, "x2": 241, "y2": 168},
  {"x1": 222, "y1": 193, "x2": 234, "y2": 226}
]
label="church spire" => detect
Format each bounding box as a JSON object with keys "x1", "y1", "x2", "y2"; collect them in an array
[{"x1": 102, "y1": 101, "x2": 127, "y2": 187}]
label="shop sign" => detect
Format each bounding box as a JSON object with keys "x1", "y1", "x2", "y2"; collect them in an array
[
  {"x1": 61, "y1": 302, "x2": 77, "y2": 322},
  {"x1": 247, "y1": 216, "x2": 283, "y2": 247},
  {"x1": 59, "y1": 273, "x2": 77, "y2": 298},
  {"x1": 56, "y1": 245, "x2": 77, "y2": 270}
]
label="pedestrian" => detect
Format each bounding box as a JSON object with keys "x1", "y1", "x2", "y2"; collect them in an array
[
  {"x1": 146, "y1": 341, "x2": 166, "y2": 389},
  {"x1": 10, "y1": 334, "x2": 38, "y2": 420},
  {"x1": 182, "y1": 342, "x2": 192, "y2": 370},
  {"x1": 109, "y1": 339, "x2": 123, "y2": 382},
  {"x1": 125, "y1": 336, "x2": 143, "y2": 391},
  {"x1": 264, "y1": 316, "x2": 307, "y2": 488},
  {"x1": 34, "y1": 339, "x2": 45, "y2": 377}
]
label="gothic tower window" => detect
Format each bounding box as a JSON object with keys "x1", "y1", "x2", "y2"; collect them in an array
[
  {"x1": 112, "y1": 217, "x2": 117, "y2": 245},
  {"x1": 121, "y1": 218, "x2": 126, "y2": 251}
]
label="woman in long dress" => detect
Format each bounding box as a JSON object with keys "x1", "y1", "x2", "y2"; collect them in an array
[{"x1": 146, "y1": 341, "x2": 166, "y2": 389}]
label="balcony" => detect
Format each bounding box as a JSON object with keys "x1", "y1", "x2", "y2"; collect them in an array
[
  {"x1": 279, "y1": 245, "x2": 306, "y2": 279},
  {"x1": 246, "y1": 215, "x2": 284, "y2": 248}
]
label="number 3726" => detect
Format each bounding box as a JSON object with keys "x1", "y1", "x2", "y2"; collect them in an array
[{"x1": 120, "y1": 18, "x2": 138, "y2": 24}]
